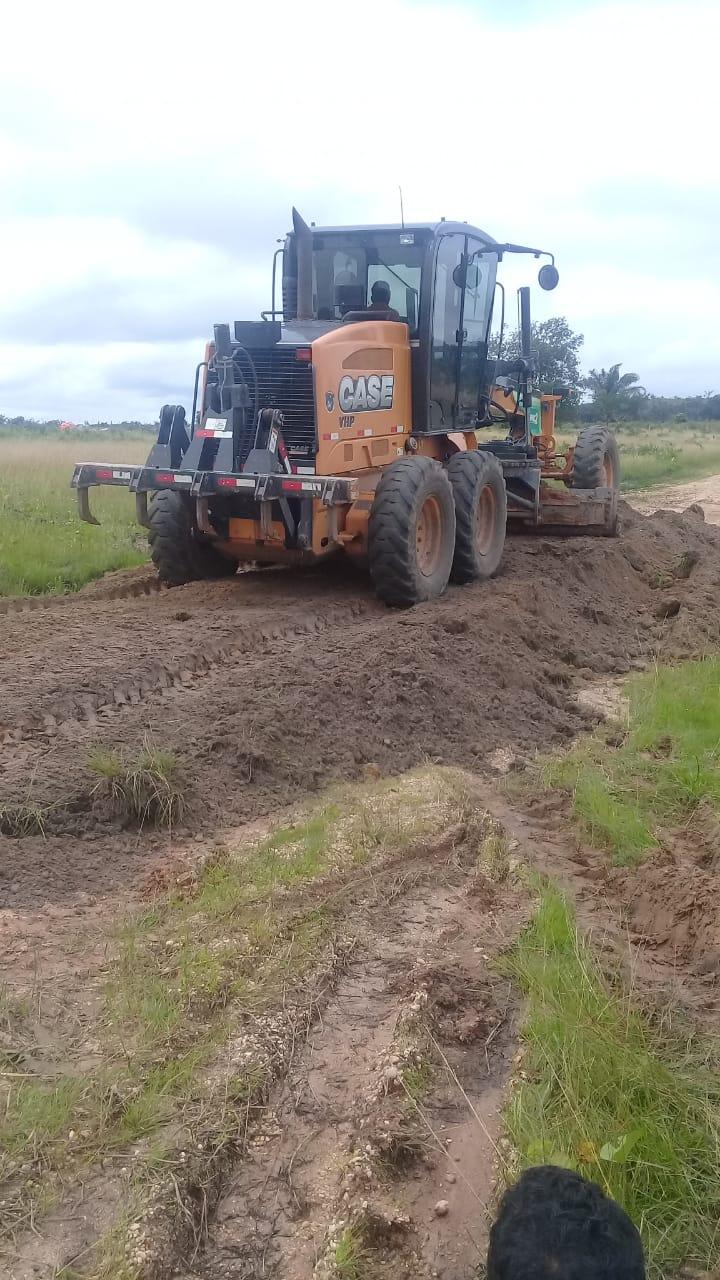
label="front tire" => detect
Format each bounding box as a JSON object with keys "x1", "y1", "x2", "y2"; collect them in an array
[
  {"x1": 447, "y1": 450, "x2": 507, "y2": 584},
  {"x1": 572, "y1": 426, "x2": 620, "y2": 490},
  {"x1": 368, "y1": 457, "x2": 456, "y2": 607},
  {"x1": 148, "y1": 490, "x2": 238, "y2": 586}
]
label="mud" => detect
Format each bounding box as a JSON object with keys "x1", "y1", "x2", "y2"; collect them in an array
[
  {"x1": 483, "y1": 790, "x2": 720, "y2": 1032},
  {"x1": 3, "y1": 503, "x2": 720, "y2": 915},
  {"x1": 176, "y1": 845, "x2": 522, "y2": 1280}
]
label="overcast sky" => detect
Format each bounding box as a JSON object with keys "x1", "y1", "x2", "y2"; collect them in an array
[{"x1": 1, "y1": 0, "x2": 717, "y2": 421}]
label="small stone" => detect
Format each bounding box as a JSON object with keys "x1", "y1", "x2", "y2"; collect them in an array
[
  {"x1": 434, "y1": 1199, "x2": 450, "y2": 1217},
  {"x1": 446, "y1": 1172, "x2": 456, "y2": 1184}
]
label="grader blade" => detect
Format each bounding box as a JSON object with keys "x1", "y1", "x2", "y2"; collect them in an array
[{"x1": 506, "y1": 481, "x2": 618, "y2": 537}]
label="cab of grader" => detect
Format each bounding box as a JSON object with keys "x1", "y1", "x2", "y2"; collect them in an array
[{"x1": 72, "y1": 208, "x2": 619, "y2": 607}]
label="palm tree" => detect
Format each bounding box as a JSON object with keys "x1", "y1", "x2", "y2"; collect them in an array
[{"x1": 585, "y1": 364, "x2": 646, "y2": 424}]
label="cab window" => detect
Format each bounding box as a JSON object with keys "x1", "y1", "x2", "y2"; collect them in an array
[
  {"x1": 429, "y1": 234, "x2": 465, "y2": 428},
  {"x1": 457, "y1": 244, "x2": 495, "y2": 425},
  {"x1": 311, "y1": 232, "x2": 424, "y2": 331}
]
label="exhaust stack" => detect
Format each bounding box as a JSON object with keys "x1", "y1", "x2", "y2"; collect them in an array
[{"x1": 292, "y1": 207, "x2": 313, "y2": 321}]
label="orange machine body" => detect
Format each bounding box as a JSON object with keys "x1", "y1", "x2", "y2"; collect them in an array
[{"x1": 222, "y1": 321, "x2": 418, "y2": 564}]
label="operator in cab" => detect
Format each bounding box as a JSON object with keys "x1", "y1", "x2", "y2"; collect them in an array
[{"x1": 368, "y1": 279, "x2": 401, "y2": 322}]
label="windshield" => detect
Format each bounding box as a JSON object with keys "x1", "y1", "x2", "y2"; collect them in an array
[{"x1": 310, "y1": 231, "x2": 425, "y2": 332}]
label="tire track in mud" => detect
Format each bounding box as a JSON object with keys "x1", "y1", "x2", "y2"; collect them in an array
[
  {"x1": 5, "y1": 504, "x2": 720, "y2": 909},
  {"x1": 176, "y1": 855, "x2": 522, "y2": 1280},
  {"x1": 0, "y1": 571, "x2": 166, "y2": 618},
  {"x1": 0, "y1": 598, "x2": 373, "y2": 747}
]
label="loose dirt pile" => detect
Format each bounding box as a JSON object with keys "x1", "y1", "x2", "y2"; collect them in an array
[{"x1": 2, "y1": 502, "x2": 720, "y2": 911}]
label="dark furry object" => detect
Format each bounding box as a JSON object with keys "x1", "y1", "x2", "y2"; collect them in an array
[{"x1": 487, "y1": 1166, "x2": 646, "y2": 1280}]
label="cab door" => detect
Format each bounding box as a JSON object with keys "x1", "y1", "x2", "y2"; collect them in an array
[
  {"x1": 428, "y1": 234, "x2": 496, "y2": 430},
  {"x1": 428, "y1": 234, "x2": 465, "y2": 429},
  {"x1": 457, "y1": 243, "x2": 496, "y2": 427}
]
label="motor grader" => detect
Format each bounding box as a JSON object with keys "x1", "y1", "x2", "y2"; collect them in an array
[{"x1": 72, "y1": 209, "x2": 619, "y2": 607}]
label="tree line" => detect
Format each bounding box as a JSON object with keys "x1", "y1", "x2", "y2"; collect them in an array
[
  {"x1": 0, "y1": 416, "x2": 155, "y2": 434},
  {"x1": 497, "y1": 317, "x2": 720, "y2": 422}
]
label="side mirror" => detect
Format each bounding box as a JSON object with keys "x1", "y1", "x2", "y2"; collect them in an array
[
  {"x1": 452, "y1": 261, "x2": 482, "y2": 290},
  {"x1": 538, "y1": 264, "x2": 559, "y2": 291}
]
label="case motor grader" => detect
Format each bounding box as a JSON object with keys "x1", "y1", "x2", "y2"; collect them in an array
[{"x1": 72, "y1": 209, "x2": 619, "y2": 607}]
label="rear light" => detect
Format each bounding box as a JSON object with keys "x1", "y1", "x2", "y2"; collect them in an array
[
  {"x1": 96, "y1": 468, "x2": 112, "y2": 480},
  {"x1": 155, "y1": 472, "x2": 174, "y2": 484},
  {"x1": 217, "y1": 476, "x2": 236, "y2": 488},
  {"x1": 282, "y1": 479, "x2": 302, "y2": 492},
  {"x1": 295, "y1": 347, "x2": 312, "y2": 363}
]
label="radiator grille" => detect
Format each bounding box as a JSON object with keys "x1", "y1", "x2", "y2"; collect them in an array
[{"x1": 238, "y1": 346, "x2": 316, "y2": 463}]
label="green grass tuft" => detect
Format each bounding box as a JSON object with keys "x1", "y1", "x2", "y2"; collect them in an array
[
  {"x1": 334, "y1": 1224, "x2": 367, "y2": 1279},
  {"x1": 196, "y1": 806, "x2": 341, "y2": 915},
  {"x1": 0, "y1": 800, "x2": 50, "y2": 837},
  {"x1": 402, "y1": 1057, "x2": 434, "y2": 1102},
  {"x1": 1, "y1": 1078, "x2": 83, "y2": 1159},
  {"x1": 501, "y1": 887, "x2": 720, "y2": 1277},
  {"x1": 88, "y1": 743, "x2": 184, "y2": 828}
]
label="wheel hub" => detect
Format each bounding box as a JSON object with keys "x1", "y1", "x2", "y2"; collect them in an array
[
  {"x1": 474, "y1": 484, "x2": 497, "y2": 555},
  {"x1": 416, "y1": 495, "x2": 443, "y2": 576}
]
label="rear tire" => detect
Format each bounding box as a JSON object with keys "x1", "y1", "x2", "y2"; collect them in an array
[
  {"x1": 572, "y1": 426, "x2": 620, "y2": 490},
  {"x1": 447, "y1": 450, "x2": 507, "y2": 583},
  {"x1": 148, "y1": 490, "x2": 238, "y2": 586},
  {"x1": 368, "y1": 456, "x2": 455, "y2": 607}
]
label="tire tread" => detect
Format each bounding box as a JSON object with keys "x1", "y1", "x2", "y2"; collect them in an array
[{"x1": 148, "y1": 490, "x2": 237, "y2": 585}]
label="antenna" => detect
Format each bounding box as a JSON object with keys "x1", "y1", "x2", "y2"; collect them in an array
[{"x1": 399, "y1": 185, "x2": 405, "y2": 230}]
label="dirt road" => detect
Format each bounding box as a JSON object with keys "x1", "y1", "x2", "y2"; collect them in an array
[
  {"x1": 2, "y1": 501, "x2": 720, "y2": 915},
  {"x1": 628, "y1": 472, "x2": 720, "y2": 524}
]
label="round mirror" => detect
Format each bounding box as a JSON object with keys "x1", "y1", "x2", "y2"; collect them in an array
[
  {"x1": 538, "y1": 263, "x2": 559, "y2": 291},
  {"x1": 452, "y1": 261, "x2": 482, "y2": 290},
  {"x1": 465, "y1": 263, "x2": 481, "y2": 291}
]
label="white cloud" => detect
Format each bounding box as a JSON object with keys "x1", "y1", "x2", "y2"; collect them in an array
[{"x1": 0, "y1": 0, "x2": 718, "y2": 415}]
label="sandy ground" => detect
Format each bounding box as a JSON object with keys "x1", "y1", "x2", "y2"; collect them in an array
[{"x1": 628, "y1": 472, "x2": 720, "y2": 524}]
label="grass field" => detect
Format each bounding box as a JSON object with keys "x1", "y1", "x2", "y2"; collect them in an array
[
  {"x1": 559, "y1": 420, "x2": 720, "y2": 491},
  {"x1": 615, "y1": 421, "x2": 720, "y2": 491},
  {"x1": 0, "y1": 434, "x2": 149, "y2": 596}
]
